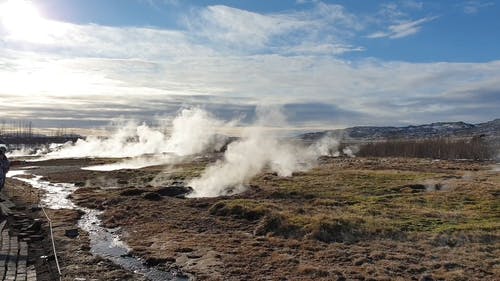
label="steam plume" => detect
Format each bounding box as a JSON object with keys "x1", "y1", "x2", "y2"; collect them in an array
[
  {"x1": 188, "y1": 106, "x2": 339, "y2": 197},
  {"x1": 41, "y1": 108, "x2": 229, "y2": 162}
]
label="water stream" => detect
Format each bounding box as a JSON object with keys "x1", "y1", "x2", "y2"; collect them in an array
[{"x1": 8, "y1": 170, "x2": 187, "y2": 281}]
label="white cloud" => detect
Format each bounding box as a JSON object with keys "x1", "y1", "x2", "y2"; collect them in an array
[
  {"x1": 461, "y1": 0, "x2": 494, "y2": 14},
  {"x1": 367, "y1": 16, "x2": 437, "y2": 39},
  {"x1": 189, "y1": 5, "x2": 309, "y2": 49},
  {"x1": 377, "y1": 3, "x2": 408, "y2": 21},
  {"x1": 184, "y1": 3, "x2": 363, "y2": 55},
  {"x1": 283, "y1": 43, "x2": 365, "y2": 56},
  {"x1": 2, "y1": 44, "x2": 499, "y2": 127},
  {"x1": 1, "y1": 19, "x2": 214, "y2": 59},
  {"x1": 140, "y1": 0, "x2": 179, "y2": 8},
  {"x1": 0, "y1": 3, "x2": 499, "y2": 129},
  {"x1": 400, "y1": 0, "x2": 424, "y2": 10}
]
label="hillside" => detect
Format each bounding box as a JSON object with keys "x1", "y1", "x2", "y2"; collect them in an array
[{"x1": 301, "y1": 119, "x2": 500, "y2": 142}]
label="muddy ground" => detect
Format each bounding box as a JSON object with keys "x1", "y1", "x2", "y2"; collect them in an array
[{"x1": 5, "y1": 156, "x2": 500, "y2": 281}]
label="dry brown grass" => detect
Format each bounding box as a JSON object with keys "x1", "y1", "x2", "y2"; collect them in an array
[{"x1": 11, "y1": 156, "x2": 498, "y2": 280}]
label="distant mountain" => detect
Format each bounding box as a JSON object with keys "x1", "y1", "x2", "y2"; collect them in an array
[{"x1": 300, "y1": 119, "x2": 500, "y2": 142}]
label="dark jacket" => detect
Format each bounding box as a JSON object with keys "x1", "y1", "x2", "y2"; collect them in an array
[{"x1": 0, "y1": 154, "x2": 9, "y2": 175}]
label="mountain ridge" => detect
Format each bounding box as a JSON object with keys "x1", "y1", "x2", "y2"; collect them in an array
[{"x1": 300, "y1": 119, "x2": 500, "y2": 142}]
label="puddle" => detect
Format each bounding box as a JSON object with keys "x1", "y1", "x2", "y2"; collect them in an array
[
  {"x1": 7, "y1": 170, "x2": 30, "y2": 178},
  {"x1": 82, "y1": 154, "x2": 180, "y2": 171},
  {"x1": 9, "y1": 170, "x2": 187, "y2": 281},
  {"x1": 78, "y1": 209, "x2": 183, "y2": 281}
]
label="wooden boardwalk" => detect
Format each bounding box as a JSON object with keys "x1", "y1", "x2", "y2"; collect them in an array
[{"x1": 0, "y1": 220, "x2": 36, "y2": 281}]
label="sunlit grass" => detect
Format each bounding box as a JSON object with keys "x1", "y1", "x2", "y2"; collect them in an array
[{"x1": 212, "y1": 159, "x2": 500, "y2": 241}]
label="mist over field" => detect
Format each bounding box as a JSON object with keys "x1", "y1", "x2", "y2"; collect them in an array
[{"x1": 188, "y1": 106, "x2": 340, "y2": 197}]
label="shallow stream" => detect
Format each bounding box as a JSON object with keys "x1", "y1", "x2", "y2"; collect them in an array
[{"x1": 8, "y1": 170, "x2": 187, "y2": 281}]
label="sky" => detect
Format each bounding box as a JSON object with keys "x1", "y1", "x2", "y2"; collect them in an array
[{"x1": 0, "y1": 0, "x2": 499, "y2": 132}]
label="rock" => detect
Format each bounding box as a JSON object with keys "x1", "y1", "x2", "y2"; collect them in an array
[
  {"x1": 172, "y1": 269, "x2": 189, "y2": 279},
  {"x1": 65, "y1": 228, "x2": 79, "y2": 238},
  {"x1": 174, "y1": 247, "x2": 194, "y2": 253},
  {"x1": 119, "y1": 188, "x2": 146, "y2": 196},
  {"x1": 164, "y1": 257, "x2": 176, "y2": 263},
  {"x1": 187, "y1": 253, "x2": 203, "y2": 259},
  {"x1": 30, "y1": 205, "x2": 42, "y2": 212},
  {"x1": 40, "y1": 254, "x2": 56, "y2": 261},
  {"x1": 156, "y1": 186, "x2": 193, "y2": 197},
  {"x1": 12, "y1": 206, "x2": 26, "y2": 211},
  {"x1": 143, "y1": 192, "x2": 162, "y2": 201},
  {"x1": 419, "y1": 274, "x2": 435, "y2": 281},
  {"x1": 400, "y1": 184, "x2": 426, "y2": 193},
  {"x1": 144, "y1": 257, "x2": 170, "y2": 267},
  {"x1": 117, "y1": 179, "x2": 129, "y2": 185},
  {"x1": 22, "y1": 221, "x2": 42, "y2": 233},
  {"x1": 353, "y1": 257, "x2": 368, "y2": 266}
]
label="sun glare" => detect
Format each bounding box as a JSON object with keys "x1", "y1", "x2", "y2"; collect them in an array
[{"x1": 0, "y1": 0, "x2": 48, "y2": 41}]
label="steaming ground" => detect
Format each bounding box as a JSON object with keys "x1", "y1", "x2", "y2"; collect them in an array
[
  {"x1": 34, "y1": 108, "x2": 231, "y2": 161},
  {"x1": 12, "y1": 108, "x2": 233, "y2": 172},
  {"x1": 175, "y1": 127, "x2": 338, "y2": 197},
  {"x1": 14, "y1": 107, "x2": 341, "y2": 197},
  {"x1": 187, "y1": 107, "x2": 339, "y2": 197}
]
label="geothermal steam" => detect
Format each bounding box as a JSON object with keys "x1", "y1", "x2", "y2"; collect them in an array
[
  {"x1": 7, "y1": 144, "x2": 61, "y2": 158},
  {"x1": 40, "y1": 108, "x2": 230, "y2": 170},
  {"x1": 188, "y1": 107, "x2": 339, "y2": 197}
]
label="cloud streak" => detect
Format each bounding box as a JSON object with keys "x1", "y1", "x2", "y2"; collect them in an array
[
  {"x1": 367, "y1": 16, "x2": 437, "y2": 39},
  {"x1": 461, "y1": 1, "x2": 495, "y2": 14}
]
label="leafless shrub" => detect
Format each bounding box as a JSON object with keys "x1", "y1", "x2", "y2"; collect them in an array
[{"x1": 357, "y1": 136, "x2": 493, "y2": 160}]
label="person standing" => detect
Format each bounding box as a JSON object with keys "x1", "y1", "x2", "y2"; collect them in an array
[{"x1": 0, "y1": 145, "x2": 9, "y2": 191}]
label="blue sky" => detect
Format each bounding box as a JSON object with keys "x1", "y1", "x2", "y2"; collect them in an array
[
  {"x1": 0, "y1": 0, "x2": 499, "y2": 131},
  {"x1": 36, "y1": 0, "x2": 500, "y2": 62}
]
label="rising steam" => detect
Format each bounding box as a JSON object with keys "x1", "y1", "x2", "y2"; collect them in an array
[
  {"x1": 187, "y1": 106, "x2": 339, "y2": 197},
  {"x1": 39, "y1": 108, "x2": 231, "y2": 166},
  {"x1": 7, "y1": 143, "x2": 62, "y2": 158}
]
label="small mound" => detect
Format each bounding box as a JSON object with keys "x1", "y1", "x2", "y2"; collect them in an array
[
  {"x1": 156, "y1": 186, "x2": 193, "y2": 197},
  {"x1": 253, "y1": 213, "x2": 303, "y2": 238},
  {"x1": 143, "y1": 192, "x2": 162, "y2": 201},
  {"x1": 209, "y1": 200, "x2": 268, "y2": 221},
  {"x1": 119, "y1": 188, "x2": 146, "y2": 196},
  {"x1": 308, "y1": 217, "x2": 366, "y2": 243}
]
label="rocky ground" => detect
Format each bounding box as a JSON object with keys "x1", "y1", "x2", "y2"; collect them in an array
[{"x1": 4, "y1": 156, "x2": 500, "y2": 281}]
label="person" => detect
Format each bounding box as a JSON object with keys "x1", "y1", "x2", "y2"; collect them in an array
[{"x1": 0, "y1": 145, "x2": 9, "y2": 191}]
